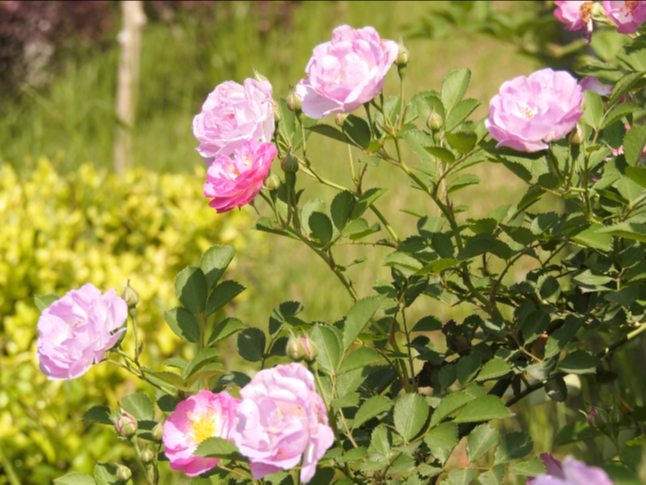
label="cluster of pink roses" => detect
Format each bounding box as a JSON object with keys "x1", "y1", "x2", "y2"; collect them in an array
[
  {"x1": 163, "y1": 363, "x2": 333, "y2": 482},
  {"x1": 554, "y1": 1, "x2": 646, "y2": 38}
]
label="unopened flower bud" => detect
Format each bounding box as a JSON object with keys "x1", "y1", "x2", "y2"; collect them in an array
[
  {"x1": 395, "y1": 41, "x2": 409, "y2": 68},
  {"x1": 116, "y1": 412, "x2": 137, "y2": 437},
  {"x1": 609, "y1": 406, "x2": 623, "y2": 426},
  {"x1": 281, "y1": 152, "x2": 299, "y2": 173},
  {"x1": 569, "y1": 124, "x2": 583, "y2": 145},
  {"x1": 301, "y1": 337, "x2": 318, "y2": 362},
  {"x1": 286, "y1": 91, "x2": 302, "y2": 115},
  {"x1": 152, "y1": 421, "x2": 164, "y2": 442},
  {"x1": 335, "y1": 113, "x2": 348, "y2": 127},
  {"x1": 252, "y1": 66, "x2": 268, "y2": 82},
  {"x1": 286, "y1": 335, "x2": 306, "y2": 361},
  {"x1": 264, "y1": 174, "x2": 281, "y2": 191},
  {"x1": 587, "y1": 408, "x2": 608, "y2": 429},
  {"x1": 426, "y1": 110, "x2": 443, "y2": 131},
  {"x1": 140, "y1": 446, "x2": 155, "y2": 463},
  {"x1": 121, "y1": 280, "x2": 139, "y2": 310},
  {"x1": 273, "y1": 105, "x2": 282, "y2": 123},
  {"x1": 116, "y1": 464, "x2": 132, "y2": 481}
]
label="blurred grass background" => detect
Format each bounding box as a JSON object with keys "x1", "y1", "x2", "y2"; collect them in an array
[{"x1": 1, "y1": 1, "x2": 625, "y2": 483}]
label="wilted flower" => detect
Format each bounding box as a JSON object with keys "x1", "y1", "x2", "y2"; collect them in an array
[
  {"x1": 554, "y1": 1, "x2": 595, "y2": 40},
  {"x1": 528, "y1": 454, "x2": 613, "y2": 485},
  {"x1": 36, "y1": 283, "x2": 127, "y2": 380},
  {"x1": 295, "y1": 25, "x2": 398, "y2": 119},
  {"x1": 193, "y1": 79, "x2": 275, "y2": 163},
  {"x1": 203, "y1": 140, "x2": 277, "y2": 213},
  {"x1": 602, "y1": 1, "x2": 646, "y2": 34},
  {"x1": 233, "y1": 363, "x2": 334, "y2": 483},
  {"x1": 163, "y1": 390, "x2": 240, "y2": 477},
  {"x1": 485, "y1": 68, "x2": 584, "y2": 153}
]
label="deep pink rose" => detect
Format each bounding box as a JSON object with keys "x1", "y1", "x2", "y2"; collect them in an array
[
  {"x1": 163, "y1": 390, "x2": 240, "y2": 477},
  {"x1": 233, "y1": 363, "x2": 334, "y2": 483},
  {"x1": 555, "y1": 2, "x2": 594, "y2": 38},
  {"x1": 527, "y1": 454, "x2": 613, "y2": 485},
  {"x1": 203, "y1": 140, "x2": 277, "y2": 213},
  {"x1": 295, "y1": 25, "x2": 398, "y2": 119},
  {"x1": 193, "y1": 78, "x2": 275, "y2": 162},
  {"x1": 485, "y1": 68, "x2": 584, "y2": 152},
  {"x1": 603, "y1": 1, "x2": 646, "y2": 33},
  {"x1": 36, "y1": 283, "x2": 127, "y2": 380}
]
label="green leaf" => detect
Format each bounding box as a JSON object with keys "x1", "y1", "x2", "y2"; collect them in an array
[
  {"x1": 602, "y1": 103, "x2": 638, "y2": 129},
  {"x1": 54, "y1": 472, "x2": 96, "y2": 485},
  {"x1": 339, "y1": 347, "x2": 382, "y2": 374},
  {"x1": 572, "y1": 269, "x2": 613, "y2": 289},
  {"x1": 343, "y1": 115, "x2": 371, "y2": 149},
  {"x1": 206, "y1": 280, "x2": 246, "y2": 316},
  {"x1": 342, "y1": 296, "x2": 383, "y2": 351},
  {"x1": 403, "y1": 130, "x2": 436, "y2": 174},
  {"x1": 82, "y1": 406, "x2": 112, "y2": 425},
  {"x1": 425, "y1": 146, "x2": 456, "y2": 164},
  {"x1": 559, "y1": 351, "x2": 600, "y2": 374},
  {"x1": 538, "y1": 275, "x2": 560, "y2": 303},
  {"x1": 208, "y1": 317, "x2": 245, "y2": 346},
  {"x1": 94, "y1": 462, "x2": 119, "y2": 485},
  {"x1": 625, "y1": 166, "x2": 646, "y2": 188},
  {"x1": 388, "y1": 452, "x2": 416, "y2": 476},
  {"x1": 609, "y1": 71, "x2": 646, "y2": 108},
  {"x1": 605, "y1": 286, "x2": 640, "y2": 306},
  {"x1": 309, "y1": 212, "x2": 333, "y2": 246},
  {"x1": 582, "y1": 90, "x2": 603, "y2": 128},
  {"x1": 384, "y1": 251, "x2": 423, "y2": 274},
  {"x1": 235, "y1": 328, "x2": 266, "y2": 362},
  {"x1": 544, "y1": 316, "x2": 583, "y2": 359},
  {"x1": 467, "y1": 424, "x2": 500, "y2": 463},
  {"x1": 554, "y1": 421, "x2": 601, "y2": 446},
  {"x1": 175, "y1": 266, "x2": 208, "y2": 315},
  {"x1": 445, "y1": 99, "x2": 480, "y2": 132},
  {"x1": 445, "y1": 130, "x2": 477, "y2": 153},
  {"x1": 457, "y1": 353, "x2": 482, "y2": 384},
  {"x1": 429, "y1": 390, "x2": 477, "y2": 427},
  {"x1": 441, "y1": 68, "x2": 471, "y2": 112},
  {"x1": 350, "y1": 187, "x2": 387, "y2": 220},
  {"x1": 424, "y1": 422, "x2": 458, "y2": 464},
  {"x1": 478, "y1": 466, "x2": 504, "y2": 485},
  {"x1": 507, "y1": 458, "x2": 547, "y2": 476},
  {"x1": 181, "y1": 348, "x2": 221, "y2": 380},
  {"x1": 454, "y1": 395, "x2": 513, "y2": 423},
  {"x1": 307, "y1": 124, "x2": 350, "y2": 144},
  {"x1": 617, "y1": 177, "x2": 646, "y2": 205},
  {"x1": 599, "y1": 222, "x2": 646, "y2": 242},
  {"x1": 35, "y1": 294, "x2": 61, "y2": 311},
  {"x1": 476, "y1": 358, "x2": 511, "y2": 381},
  {"x1": 199, "y1": 245, "x2": 235, "y2": 290},
  {"x1": 331, "y1": 191, "x2": 356, "y2": 230},
  {"x1": 352, "y1": 395, "x2": 392, "y2": 429},
  {"x1": 412, "y1": 315, "x2": 443, "y2": 332},
  {"x1": 195, "y1": 437, "x2": 247, "y2": 461},
  {"x1": 301, "y1": 199, "x2": 326, "y2": 236},
  {"x1": 569, "y1": 224, "x2": 613, "y2": 251},
  {"x1": 371, "y1": 426, "x2": 392, "y2": 457},
  {"x1": 157, "y1": 393, "x2": 180, "y2": 414},
  {"x1": 494, "y1": 432, "x2": 533, "y2": 464},
  {"x1": 331, "y1": 392, "x2": 360, "y2": 409},
  {"x1": 446, "y1": 468, "x2": 476, "y2": 485},
  {"x1": 546, "y1": 375, "x2": 568, "y2": 402},
  {"x1": 337, "y1": 447, "x2": 368, "y2": 463},
  {"x1": 121, "y1": 392, "x2": 154, "y2": 421},
  {"x1": 447, "y1": 173, "x2": 480, "y2": 194},
  {"x1": 310, "y1": 324, "x2": 342, "y2": 374},
  {"x1": 164, "y1": 307, "x2": 200, "y2": 343},
  {"x1": 269, "y1": 300, "x2": 305, "y2": 336},
  {"x1": 218, "y1": 371, "x2": 251, "y2": 388},
  {"x1": 412, "y1": 92, "x2": 445, "y2": 126},
  {"x1": 394, "y1": 393, "x2": 429, "y2": 441}
]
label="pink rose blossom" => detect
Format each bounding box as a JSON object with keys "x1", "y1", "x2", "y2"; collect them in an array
[
  {"x1": 163, "y1": 390, "x2": 240, "y2": 477},
  {"x1": 233, "y1": 363, "x2": 334, "y2": 483},
  {"x1": 203, "y1": 140, "x2": 277, "y2": 213},
  {"x1": 527, "y1": 454, "x2": 613, "y2": 485},
  {"x1": 36, "y1": 284, "x2": 127, "y2": 380},
  {"x1": 603, "y1": 1, "x2": 646, "y2": 33},
  {"x1": 295, "y1": 25, "x2": 398, "y2": 119},
  {"x1": 193, "y1": 78, "x2": 275, "y2": 162},
  {"x1": 580, "y1": 76, "x2": 614, "y2": 96},
  {"x1": 555, "y1": 2, "x2": 594, "y2": 39},
  {"x1": 485, "y1": 68, "x2": 584, "y2": 152}
]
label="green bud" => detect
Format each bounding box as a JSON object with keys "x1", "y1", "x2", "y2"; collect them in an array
[
  {"x1": 264, "y1": 174, "x2": 281, "y2": 191},
  {"x1": 121, "y1": 280, "x2": 139, "y2": 310},
  {"x1": 335, "y1": 113, "x2": 348, "y2": 127},
  {"x1": 286, "y1": 336, "x2": 306, "y2": 361},
  {"x1": 301, "y1": 336, "x2": 319, "y2": 362},
  {"x1": 116, "y1": 412, "x2": 137, "y2": 437},
  {"x1": 426, "y1": 110, "x2": 443, "y2": 131},
  {"x1": 273, "y1": 105, "x2": 282, "y2": 123},
  {"x1": 281, "y1": 152, "x2": 299, "y2": 173},
  {"x1": 286, "y1": 91, "x2": 301, "y2": 115},
  {"x1": 140, "y1": 446, "x2": 154, "y2": 463},
  {"x1": 609, "y1": 406, "x2": 623, "y2": 426},
  {"x1": 116, "y1": 464, "x2": 132, "y2": 481},
  {"x1": 395, "y1": 41, "x2": 409, "y2": 68},
  {"x1": 569, "y1": 124, "x2": 583, "y2": 145},
  {"x1": 587, "y1": 408, "x2": 607, "y2": 429},
  {"x1": 152, "y1": 421, "x2": 164, "y2": 442},
  {"x1": 252, "y1": 66, "x2": 269, "y2": 82}
]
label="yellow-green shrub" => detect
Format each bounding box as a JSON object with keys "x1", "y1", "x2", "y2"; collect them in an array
[{"x1": 0, "y1": 159, "x2": 262, "y2": 483}]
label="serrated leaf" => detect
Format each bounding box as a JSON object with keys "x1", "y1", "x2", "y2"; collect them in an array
[
  {"x1": 425, "y1": 146, "x2": 456, "y2": 164},
  {"x1": 412, "y1": 315, "x2": 443, "y2": 332},
  {"x1": 352, "y1": 395, "x2": 392, "y2": 429},
  {"x1": 54, "y1": 472, "x2": 96, "y2": 485},
  {"x1": 598, "y1": 222, "x2": 646, "y2": 242},
  {"x1": 82, "y1": 406, "x2": 112, "y2": 425},
  {"x1": 609, "y1": 71, "x2": 646, "y2": 108},
  {"x1": 430, "y1": 390, "x2": 477, "y2": 427},
  {"x1": 558, "y1": 351, "x2": 600, "y2": 374},
  {"x1": 602, "y1": 103, "x2": 638, "y2": 129},
  {"x1": 478, "y1": 466, "x2": 504, "y2": 485},
  {"x1": 208, "y1": 317, "x2": 245, "y2": 346},
  {"x1": 569, "y1": 224, "x2": 613, "y2": 251},
  {"x1": 269, "y1": 300, "x2": 305, "y2": 336},
  {"x1": 195, "y1": 437, "x2": 247, "y2": 461},
  {"x1": 337, "y1": 447, "x2": 368, "y2": 463},
  {"x1": 507, "y1": 458, "x2": 546, "y2": 476},
  {"x1": 343, "y1": 115, "x2": 371, "y2": 149},
  {"x1": 445, "y1": 99, "x2": 480, "y2": 132},
  {"x1": 446, "y1": 468, "x2": 476, "y2": 485},
  {"x1": 394, "y1": 393, "x2": 429, "y2": 442},
  {"x1": 424, "y1": 422, "x2": 458, "y2": 464},
  {"x1": 554, "y1": 421, "x2": 602, "y2": 446},
  {"x1": 546, "y1": 375, "x2": 568, "y2": 402},
  {"x1": 371, "y1": 426, "x2": 392, "y2": 457},
  {"x1": 467, "y1": 424, "x2": 500, "y2": 463},
  {"x1": 218, "y1": 371, "x2": 251, "y2": 388},
  {"x1": 331, "y1": 392, "x2": 360, "y2": 409},
  {"x1": 35, "y1": 294, "x2": 61, "y2": 311},
  {"x1": 309, "y1": 211, "x2": 333, "y2": 246},
  {"x1": 310, "y1": 324, "x2": 342, "y2": 374},
  {"x1": 453, "y1": 395, "x2": 513, "y2": 423},
  {"x1": 235, "y1": 328, "x2": 266, "y2": 362},
  {"x1": 94, "y1": 462, "x2": 119, "y2": 485},
  {"x1": 445, "y1": 130, "x2": 478, "y2": 153},
  {"x1": 331, "y1": 191, "x2": 355, "y2": 230},
  {"x1": 157, "y1": 393, "x2": 180, "y2": 414},
  {"x1": 120, "y1": 392, "x2": 154, "y2": 421},
  {"x1": 307, "y1": 124, "x2": 350, "y2": 144},
  {"x1": 447, "y1": 173, "x2": 479, "y2": 194},
  {"x1": 175, "y1": 266, "x2": 208, "y2": 315},
  {"x1": 206, "y1": 280, "x2": 245, "y2": 316},
  {"x1": 339, "y1": 347, "x2": 382, "y2": 374},
  {"x1": 199, "y1": 245, "x2": 235, "y2": 290},
  {"x1": 164, "y1": 307, "x2": 200, "y2": 343},
  {"x1": 388, "y1": 452, "x2": 416, "y2": 476},
  {"x1": 350, "y1": 187, "x2": 387, "y2": 220},
  {"x1": 181, "y1": 348, "x2": 221, "y2": 379},
  {"x1": 544, "y1": 316, "x2": 583, "y2": 359},
  {"x1": 301, "y1": 199, "x2": 326, "y2": 236},
  {"x1": 441, "y1": 68, "x2": 471, "y2": 112},
  {"x1": 582, "y1": 90, "x2": 603, "y2": 128},
  {"x1": 404, "y1": 130, "x2": 436, "y2": 172},
  {"x1": 457, "y1": 353, "x2": 482, "y2": 384},
  {"x1": 494, "y1": 432, "x2": 533, "y2": 464},
  {"x1": 342, "y1": 296, "x2": 382, "y2": 351},
  {"x1": 625, "y1": 166, "x2": 646, "y2": 188},
  {"x1": 476, "y1": 358, "x2": 511, "y2": 381}
]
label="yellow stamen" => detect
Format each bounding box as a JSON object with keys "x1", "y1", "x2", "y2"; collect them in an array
[
  {"x1": 187, "y1": 411, "x2": 218, "y2": 443},
  {"x1": 525, "y1": 106, "x2": 538, "y2": 120},
  {"x1": 580, "y1": 2, "x2": 593, "y2": 24}
]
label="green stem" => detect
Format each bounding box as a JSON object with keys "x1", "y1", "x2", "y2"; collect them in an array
[
  {"x1": 401, "y1": 310, "x2": 417, "y2": 393},
  {"x1": 370, "y1": 206, "x2": 400, "y2": 244},
  {"x1": 130, "y1": 437, "x2": 154, "y2": 485},
  {"x1": 347, "y1": 144, "x2": 357, "y2": 186}
]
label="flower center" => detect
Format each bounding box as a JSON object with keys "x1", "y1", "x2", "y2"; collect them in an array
[
  {"x1": 525, "y1": 106, "x2": 538, "y2": 120},
  {"x1": 624, "y1": 1, "x2": 639, "y2": 14},
  {"x1": 187, "y1": 411, "x2": 219, "y2": 443},
  {"x1": 580, "y1": 1, "x2": 593, "y2": 23}
]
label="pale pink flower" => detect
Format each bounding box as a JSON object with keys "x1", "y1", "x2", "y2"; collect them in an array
[
  {"x1": 233, "y1": 363, "x2": 334, "y2": 483},
  {"x1": 603, "y1": 1, "x2": 646, "y2": 33},
  {"x1": 193, "y1": 78, "x2": 275, "y2": 163},
  {"x1": 163, "y1": 390, "x2": 240, "y2": 477},
  {"x1": 203, "y1": 140, "x2": 277, "y2": 213},
  {"x1": 36, "y1": 284, "x2": 127, "y2": 380},
  {"x1": 485, "y1": 68, "x2": 584, "y2": 152},
  {"x1": 527, "y1": 454, "x2": 613, "y2": 485},
  {"x1": 295, "y1": 25, "x2": 398, "y2": 119},
  {"x1": 555, "y1": 1, "x2": 595, "y2": 40},
  {"x1": 580, "y1": 76, "x2": 613, "y2": 96}
]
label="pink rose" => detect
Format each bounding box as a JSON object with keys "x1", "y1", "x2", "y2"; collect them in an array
[
  {"x1": 528, "y1": 454, "x2": 613, "y2": 485},
  {"x1": 163, "y1": 390, "x2": 240, "y2": 477},
  {"x1": 233, "y1": 363, "x2": 334, "y2": 483},
  {"x1": 203, "y1": 140, "x2": 277, "y2": 213},
  {"x1": 295, "y1": 25, "x2": 399, "y2": 119},
  {"x1": 485, "y1": 68, "x2": 584, "y2": 152},
  {"x1": 193, "y1": 78, "x2": 275, "y2": 162},
  {"x1": 555, "y1": 2, "x2": 594, "y2": 39},
  {"x1": 36, "y1": 284, "x2": 127, "y2": 380},
  {"x1": 580, "y1": 76, "x2": 614, "y2": 96},
  {"x1": 603, "y1": 1, "x2": 646, "y2": 33}
]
